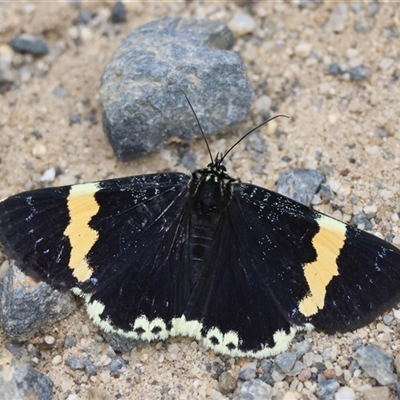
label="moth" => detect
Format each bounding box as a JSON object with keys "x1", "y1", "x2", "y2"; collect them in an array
[{"x1": 1, "y1": 116, "x2": 400, "y2": 358}]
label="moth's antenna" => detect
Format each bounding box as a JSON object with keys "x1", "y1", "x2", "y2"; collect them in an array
[
  {"x1": 220, "y1": 114, "x2": 289, "y2": 164},
  {"x1": 180, "y1": 89, "x2": 214, "y2": 164}
]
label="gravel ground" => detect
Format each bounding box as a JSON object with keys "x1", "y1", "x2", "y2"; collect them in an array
[{"x1": 1, "y1": 2, "x2": 400, "y2": 399}]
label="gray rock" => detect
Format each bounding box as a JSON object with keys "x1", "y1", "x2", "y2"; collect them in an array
[
  {"x1": 9, "y1": 34, "x2": 49, "y2": 55},
  {"x1": 101, "y1": 330, "x2": 137, "y2": 352},
  {"x1": 218, "y1": 371, "x2": 237, "y2": 395},
  {"x1": 108, "y1": 358, "x2": 125, "y2": 375},
  {"x1": 234, "y1": 379, "x2": 272, "y2": 400},
  {"x1": 328, "y1": 63, "x2": 342, "y2": 76},
  {"x1": 274, "y1": 352, "x2": 297, "y2": 374},
  {"x1": 292, "y1": 339, "x2": 312, "y2": 358},
  {"x1": 83, "y1": 358, "x2": 97, "y2": 377},
  {"x1": 239, "y1": 361, "x2": 257, "y2": 381},
  {"x1": 362, "y1": 386, "x2": 391, "y2": 400},
  {"x1": 276, "y1": 169, "x2": 325, "y2": 206},
  {"x1": 64, "y1": 334, "x2": 77, "y2": 348},
  {"x1": 349, "y1": 66, "x2": 371, "y2": 81},
  {"x1": 260, "y1": 359, "x2": 272, "y2": 373},
  {"x1": 351, "y1": 337, "x2": 363, "y2": 351},
  {"x1": 101, "y1": 17, "x2": 253, "y2": 160},
  {"x1": 0, "y1": 349, "x2": 53, "y2": 400},
  {"x1": 353, "y1": 211, "x2": 373, "y2": 230},
  {"x1": 353, "y1": 344, "x2": 396, "y2": 386},
  {"x1": 317, "y1": 377, "x2": 340, "y2": 400},
  {"x1": 65, "y1": 356, "x2": 85, "y2": 370},
  {"x1": 0, "y1": 262, "x2": 76, "y2": 341},
  {"x1": 5, "y1": 341, "x2": 24, "y2": 359}
]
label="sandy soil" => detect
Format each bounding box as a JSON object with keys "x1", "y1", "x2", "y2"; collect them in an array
[{"x1": 1, "y1": 2, "x2": 400, "y2": 399}]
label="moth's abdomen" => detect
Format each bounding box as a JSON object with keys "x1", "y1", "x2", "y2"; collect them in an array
[{"x1": 187, "y1": 168, "x2": 233, "y2": 288}]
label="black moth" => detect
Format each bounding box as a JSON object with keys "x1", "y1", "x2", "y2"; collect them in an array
[{"x1": 1, "y1": 115, "x2": 400, "y2": 358}]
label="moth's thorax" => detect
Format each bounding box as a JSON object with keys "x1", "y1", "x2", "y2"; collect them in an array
[{"x1": 189, "y1": 164, "x2": 237, "y2": 213}]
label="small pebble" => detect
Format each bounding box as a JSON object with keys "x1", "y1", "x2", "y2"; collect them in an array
[
  {"x1": 81, "y1": 325, "x2": 90, "y2": 336},
  {"x1": 44, "y1": 335, "x2": 55, "y2": 345},
  {"x1": 236, "y1": 379, "x2": 272, "y2": 399},
  {"x1": 362, "y1": 386, "x2": 391, "y2": 400},
  {"x1": 52, "y1": 355, "x2": 62, "y2": 365},
  {"x1": 334, "y1": 386, "x2": 355, "y2": 400},
  {"x1": 349, "y1": 66, "x2": 371, "y2": 81},
  {"x1": 108, "y1": 358, "x2": 125, "y2": 374},
  {"x1": 302, "y1": 352, "x2": 314, "y2": 367},
  {"x1": 275, "y1": 352, "x2": 297, "y2": 374},
  {"x1": 32, "y1": 143, "x2": 47, "y2": 157},
  {"x1": 99, "y1": 371, "x2": 111, "y2": 384},
  {"x1": 218, "y1": 371, "x2": 237, "y2": 394},
  {"x1": 295, "y1": 42, "x2": 312, "y2": 59},
  {"x1": 40, "y1": 168, "x2": 56, "y2": 182},
  {"x1": 65, "y1": 357, "x2": 84, "y2": 370},
  {"x1": 229, "y1": 13, "x2": 257, "y2": 36},
  {"x1": 9, "y1": 34, "x2": 49, "y2": 55},
  {"x1": 317, "y1": 378, "x2": 340, "y2": 399},
  {"x1": 254, "y1": 95, "x2": 272, "y2": 114},
  {"x1": 239, "y1": 361, "x2": 257, "y2": 380}
]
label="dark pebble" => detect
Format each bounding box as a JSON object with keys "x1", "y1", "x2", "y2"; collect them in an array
[
  {"x1": 64, "y1": 335, "x2": 77, "y2": 348},
  {"x1": 351, "y1": 337, "x2": 363, "y2": 351},
  {"x1": 5, "y1": 342, "x2": 24, "y2": 359},
  {"x1": 76, "y1": 9, "x2": 95, "y2": 25},
  {"x1": 84, "y1": 110, "x2": 97, "y2": 125},
  {"x1": 274, "y1": 352, "x2": 297, "y2": 374},
  {"x1": 9, "y1": 34, "x2": 49, "y2": 55},
  {"x1": 239, "y1": 361, "x2": 257, "y2": 381},
  {"x1": 0, "y1": 78, "x2": 14, "y2": 94},
  {"x1": 353, "y1": 211, "x2": 373, "y2": 230},
  {"x1": 108, "y1": 358, "x2": 125, "y2": 374},
  {"x1": 318, "y1": 183, "x2": 335, "y2": 201},
  {"x1": 84, "y1": 358, "x2": 97, "y2": 377},
  {"x1": 276, "y1": 168, "x2": 325, "y2": 206},
  {"x1": 111, "y1": 2, "x2": 127, "y2": 23},
  {"x1": 260, "y1": 359, "x2": 273, "y2": 373},
  {"x1": 32, "y1": 130, "x2": 43, "y2": 139},
  {"x1": 328, "y1": 63, "x2": 342, "y2": 75},
  {"x1": 65, "y1": 356, "x2": 85, "y2": 370},
  {"x1": 317, "y1": 377, "x2": 340, "y2": 400},
  {"x1": 101, "y1": 330, "x2": 137, "y2": 352},
  {"x1": 349, "y1": 66, "x2": 371, "y2": 81},
  {"x1": 218, "y1": 371, "x2": 237, "y2": 395},
  {"x1": 375, "y1": 127, "x2": 388, "y2": 138},
  {"x1": 69, "y1": 113, "x2": 81, "y2": 125}
]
